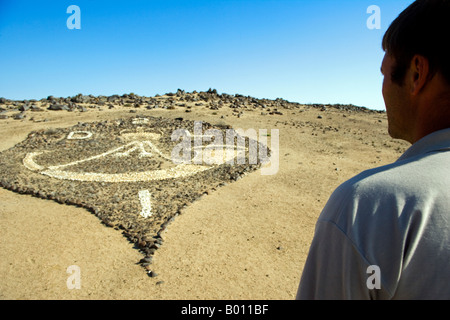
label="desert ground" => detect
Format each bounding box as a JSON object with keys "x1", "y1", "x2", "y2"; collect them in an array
[{"x1": 0, "y1": 91, "x2": 409, "y2": 300}]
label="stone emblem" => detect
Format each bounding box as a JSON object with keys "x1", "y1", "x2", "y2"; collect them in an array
[{"x1": 0, "y1": 116, "x2": 266, "y2": 269}]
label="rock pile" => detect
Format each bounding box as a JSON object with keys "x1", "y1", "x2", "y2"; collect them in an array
[{"x1": 0, "y1": 90, "x2": 382, "y2": 121}]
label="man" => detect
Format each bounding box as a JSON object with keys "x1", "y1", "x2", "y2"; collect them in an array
[{"x1": 297, "y1": 0, "x2": 450, "y2": 299}]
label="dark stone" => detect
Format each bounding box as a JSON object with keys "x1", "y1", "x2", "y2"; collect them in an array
[
  {"x1": 147, "y1": 271, "x2": 158, "y2": 278},
  {"x1": 30, "y1": 105, "x2": 44, "y2": 112},
  {"x1": 13, "y1": 113, "x2": 25, "y2": 120},
  {"x1": 48, "y1": 104, "x2": 69, "y2": 111}
]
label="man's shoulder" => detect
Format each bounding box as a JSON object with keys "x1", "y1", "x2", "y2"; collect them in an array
[
  {"x1": 338, "y1": 148, "x2": 450, "y2": 197},
  {"x1": 321, "y1": 149, "x2": 450, "y2": 224},
  {"x1": 330, "y1": 161, "x2": 407, "y2": 203}
]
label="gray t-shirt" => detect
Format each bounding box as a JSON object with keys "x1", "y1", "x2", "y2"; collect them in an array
[{"x1": 297, "y1": 128, "x2": 450, "y2": 300}]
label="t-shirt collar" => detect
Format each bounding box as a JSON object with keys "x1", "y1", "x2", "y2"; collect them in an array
[{"x1": 397, "y1": 128, "x2": 450, "y2": 162}]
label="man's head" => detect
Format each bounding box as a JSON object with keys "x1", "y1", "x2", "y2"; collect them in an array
[{"x1": 381, "y1": 0, "x2": 450, "y2": 143}]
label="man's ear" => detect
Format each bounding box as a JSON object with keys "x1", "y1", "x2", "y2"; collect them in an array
[{"x1": 410, "y1": 55, "x2": 431, "y2": 95}]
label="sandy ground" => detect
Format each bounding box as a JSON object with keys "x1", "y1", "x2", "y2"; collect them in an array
[{"x1": 0, "y1": 102, "x2": 409, "y2": 300}]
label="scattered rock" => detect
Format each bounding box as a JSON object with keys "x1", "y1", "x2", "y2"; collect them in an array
[
  {"x1": 30, "y1": 105, "x2": 44, "y2": 112},
  {"x1": 48, "y1": 104, "x2": 69, "y2": 111},
  {"x1": 13, "y1": 113, "x2": 26, "y2": 120},
  {"x1": 140, "y1": 256, "x2": 153, "y2": 264},
  {"x1": 147, "y1": 271, "x2": 158, "y2": 278}
]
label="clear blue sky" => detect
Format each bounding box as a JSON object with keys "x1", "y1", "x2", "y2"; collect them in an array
[{"x1": 0, "y1": 0, "x2": 414, "y2": 110}]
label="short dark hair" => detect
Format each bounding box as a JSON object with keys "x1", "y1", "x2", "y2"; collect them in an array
[{"x1": 382, "y1": 0, "x2": 450, "y2": 85}]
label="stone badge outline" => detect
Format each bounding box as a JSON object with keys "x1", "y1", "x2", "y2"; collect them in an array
[{"x1": 0, "y1": 116, "x2": 267, "y2": 273}]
